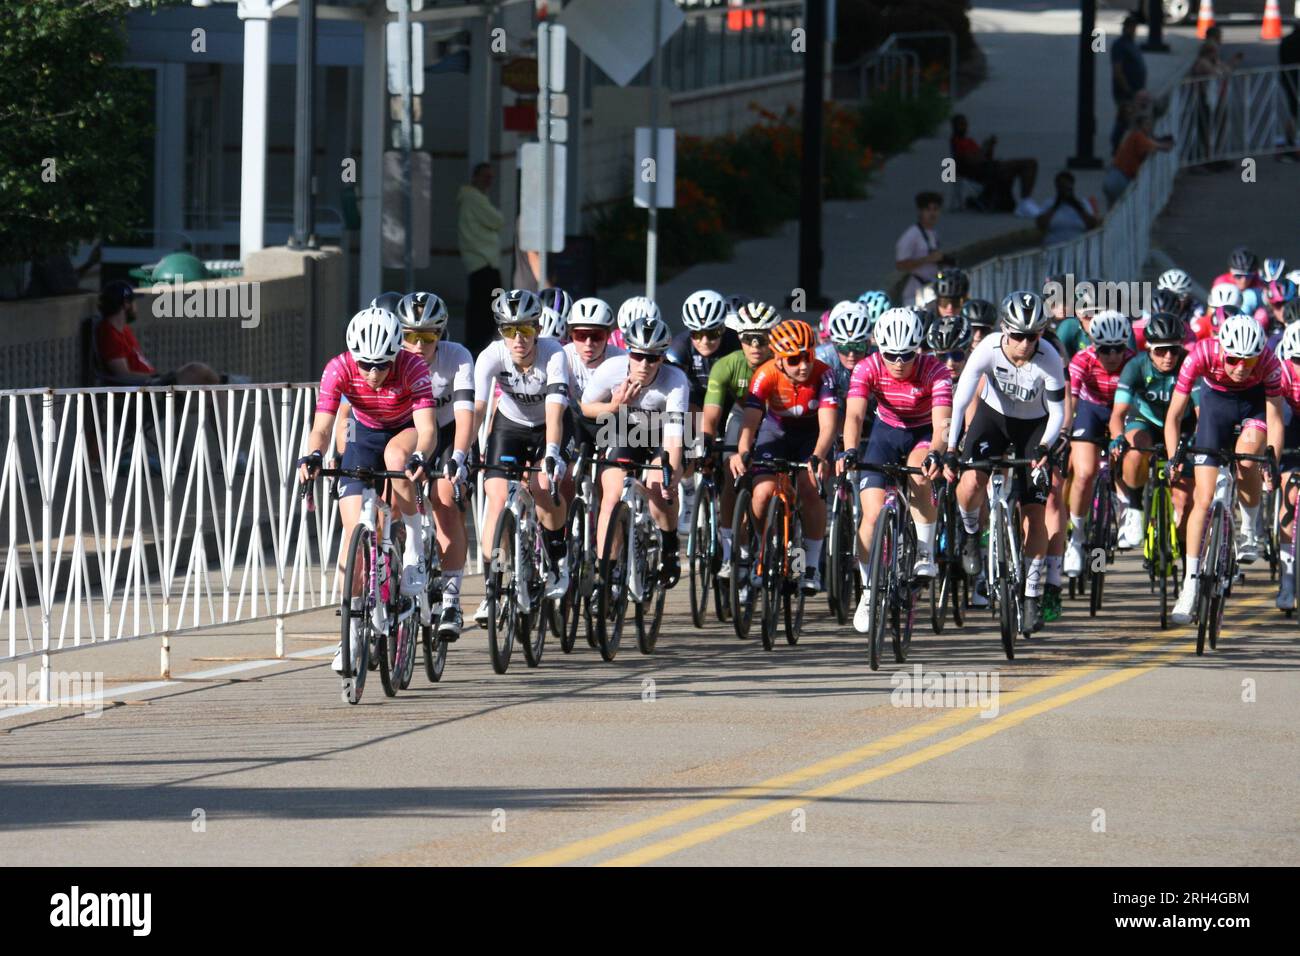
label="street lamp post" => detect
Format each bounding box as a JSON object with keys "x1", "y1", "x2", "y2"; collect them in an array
[
  {"x1": 290, "y1": 0, "x2": 318, "y2": 249},
  {"x1": 1068, "y1": 0, "x2": 1102, "y2": 170},
  {"x1": 796, "y1": 0, "x2": 828, "y2": 311}
]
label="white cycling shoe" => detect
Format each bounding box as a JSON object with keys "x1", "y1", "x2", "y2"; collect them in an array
[
  {"x1": 1236, "y1": 534, "x2": 1259, "y2": 565},
  {"x1": 1063, "y1": 539, "x2": 1085, "y2": 577},
  {"x1": 400, "y1": 560, "x2": 427, "y2": 596},
  {"x1": 473, "y1": 598, "x2": 490, "y2": 627},
  {"x1": 717, "y1": 560, "x2": 732, "y2": 580},
  {"x1": 1170, "y1": 580, "x2": 1198, "y2": 625},
  {"x1": 853, "y1": 587, "x2": 873, "y2": 633},
  {"x1": 1117, "y1": 507, "x2": 1144, "y2": 550},
  {"x1": 912, "y1": 548, "x2": 938, "y2": 579},
  {"x1": 545, "y1": 565, "x2": 570, "y2": 600}
]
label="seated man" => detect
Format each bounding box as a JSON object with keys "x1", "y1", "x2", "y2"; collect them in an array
[
  {"x1": 949, "y1": 114, "x2": 1038, "y2": 212},
  {"x1": 94, "y1": 280, "x2": 231, "y2": 386}
]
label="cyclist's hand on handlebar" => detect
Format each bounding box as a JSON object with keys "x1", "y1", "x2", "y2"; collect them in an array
[
  {"x1": 838, "y1": 448, "x2": 858, "y2": 477},
  {"x1": 405, "y1": 452, "x2": 428, "y2": 484},
  {"x1": 446, "y1": 451, "x2": 469, "y2": 490},
  {"x1": 297, "y1": 450, "x2": 322, "y2": 484},
  {"x1": 1108, "y1": 435, "x2": 1128, "y2": 461},
  {"x1": 542, "y1": 443, "x2": 566, "y2": 487},
  {"x1": 728, "y1": 452, "x2": 746, "y2": 481},
  {"x1": 1031, "y1": 443, "x2": 1050, "y2": 474},
  {"x1": 921, "y1": 450, "x2": 941, "y2": 481},
  {"x1": 942, "y1": 450, "x2": 960, "y2": 484}
]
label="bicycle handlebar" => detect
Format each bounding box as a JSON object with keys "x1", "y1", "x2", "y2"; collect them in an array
[
  {"x1": 1186, "y1": 446, "x2": 1275, "y2": 465},
  {"x1": 958, "y1": 456, "x2": 1037, "y2": 472}
]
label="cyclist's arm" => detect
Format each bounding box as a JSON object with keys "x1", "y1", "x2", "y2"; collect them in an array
[
  {"x1": 305, "y1": 411, "x2": 336, "y2": 460},
  {"x1": 451, "y1": 351, "x2": 476, "y2": 456},
  {"x1": 735, "y1": 405, "x2": 762, "y2": 459},
  {"x1": 931, "y1": 403, "x2": 953, "y2": 454},
  {"x1": 412, "y1": 406, "x2": 438, "y2": 460},
  {"x1": 814, "y1": 403, "x2": 837, "y2": 462},
  {"x1": 842, "y1": 395, "x2": 869, "y2": 453},
  {"x1": 947, "y1": 341, "x2": 993, "y2": 451},
  {"x1": 700, "y1": 401, "x2": 723, "y2": 439},
  {"x1": 1266, "y1": 395, "x2": 1285, "y2": 467},
  {"x1": 1109, "y1": 399, "x2": 1131, "y2": 441},
  {"x1": 333, "y1": 399, "x2": 350, "y2": 455},
  {"x1": 1164, "y1": 391, "x2": 1190, "y2": 459}
]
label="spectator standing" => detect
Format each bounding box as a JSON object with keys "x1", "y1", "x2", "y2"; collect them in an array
[
  {"x1": 1110, "y1": 15, "x2": 1147, "y2": 155},
  {"x1": 1036, "y1": 171, "x2": 1099, "y2": 246},
  {"x1": 895, "y1": 192, "x2": 948, "y2": 307},
  {"x1": 457, "y1": 162, "x2": 505, "y2": 356}
]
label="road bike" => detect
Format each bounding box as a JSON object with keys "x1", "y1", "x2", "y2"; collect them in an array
[
  {"x1": 686, "y1": 445, "x2": 731, "y2": 628},
  {"x1": 826, "y1": 460, "x2": 863, "y2": 626},
  {"x1": 929, "y1": 473, "x2": 966, "y2": 634},
  {"x1": 751, "y1": 457, "x2": 817, "y2": 651},
  {"x1": 1072, "y1": 436, "x2": 1119, "y2": 617},
  {"x1": 561, "y1": 444, "x2": 600, "y2": 653},
  {"x1": 858, "y1": 462, "x2": 924, "y2": 671},
  {"x1": 963, "y1": 455, "x2": 1038, "y2": 660},
  {"x1": 596, "y1": 458, "x2": 673, "y2": 660},
  {"x1": 1136, "y1": 442, "x2": 1183, "y2": 630}
]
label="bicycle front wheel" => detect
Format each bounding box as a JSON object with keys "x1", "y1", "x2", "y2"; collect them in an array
[
  {"x1": 1195, "y1": 503, "x2": 1223, "y2": 656},
  {"x1": 867, "y1": 509, "x2": 895, "y2": 672},
  {"x1": 561, "y1": 497, "x2": 587, "y2": 654},
  {"x1": 597, "y1": 502, "x2": 632, "y2": 661},
  {"x1": 687, "y1": 481, "x2": 716, "y2": 629},
  {"x1": 486, "y1": 510, "x2": 517, "y2": 674},
  {"x1": 785, "y1": 508, "x2": 805, "y2": 645},
  {"x1": 730, "y1": 487, "x2": 759, "y2": 640},
  {"x1": 760, "y1": 495, "x2": 785, "y2": 652},
  {"x1": 340, "y1": 526, "x2": 374, "y2": 704},
  {"x1": 521, "y1": 527, "x2": 547, "y2": 669}
]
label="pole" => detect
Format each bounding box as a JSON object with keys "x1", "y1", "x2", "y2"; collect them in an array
[
  {"x1": 290, "y1": 0, "x2": 317, "y2": 248},
  {"x1": 646, "y1": 0, "x2": 662, "y2": 302},
  {"x1": 399, "y1": 0, "x2": 414, "y2": 290},
  {"x1": 1068, "y1": 0, "x2": 1102, "y2": 169},
  {"x1": 540, "y1": 21, "x2": 552, "y2": 290},
  {"x1": 796, "y1": 0, "x2": 827, "y2": 308},
  {"x1": 1142, "y1": 0, "x2": 1169, "y2": 53}
]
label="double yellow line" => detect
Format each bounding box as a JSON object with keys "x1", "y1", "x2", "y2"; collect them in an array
[{"x1": 514, "y1": 595, "x2": 1269, "y2": 867}]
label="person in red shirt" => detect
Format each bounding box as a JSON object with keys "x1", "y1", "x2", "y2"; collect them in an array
[
  {"x1": 950, "y1": 114, "x2": 1038, "y2": 212},
  {"x1": 94, "y1": 281, "x2": 223, "y2": 385}
]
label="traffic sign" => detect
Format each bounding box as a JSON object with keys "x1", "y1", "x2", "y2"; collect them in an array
[{"x1": 520, "y1": 142, "x2": 566, "y2": 254}]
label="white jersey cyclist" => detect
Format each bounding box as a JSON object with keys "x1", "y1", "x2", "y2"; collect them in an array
[
  {"x1": 428, "y1": 341, "x2": 476, "y2": 428},
  {"x1": 948, "y1": 331, "x2": 1068, "y2": 450},
  {"x1": 581, "y1": 354, "x2": 691, "y2": 450},
  {"x1": 473, "y1": 336, "x2": 571, "y2": 425},
  {"x1": 565, "y1": 339, "x2": 627, "y2": 394}
]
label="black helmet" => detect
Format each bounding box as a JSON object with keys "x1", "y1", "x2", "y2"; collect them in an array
[
  {"x1": 961, "y1": 298, "x2": 997, "y2": 330},
  {"x1": 1143, "y1": 311, "x2": 1186, "y2": 345},
  {"x1": 1229, "y1": 246, "x2": 1258, "y2": 275},
  {"x1": 1150, "y1": 289, "x2": 1182, "y2": 316},
  {"x1": 99, "y1": 279, "x2": 135, "y2": 314},
  {"x1": 371, "y1": 291, "x2": 404, "y2": 314},
  {"x1": 1284, "y1": 298, "x2": 1300, "y2": 325},
  {"x1": 926, "y1": 313, "x2": 973, "y2": 352},
  {"x1": 934, "y1": 268, "x2": 970, "y2": 301}
]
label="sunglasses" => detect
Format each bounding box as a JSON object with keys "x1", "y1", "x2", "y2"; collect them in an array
[
  {"x1": 937, "y1": 349, "x2": 967, "y2": 363},
  {"x1": 1150, "y1": 345, "x2": 1183, "y2": 357},
  {"x1": 882, "y1": 350, "x2": 918, "y2": 364},
  {"x1": 835, "y1": 343, "x2": 869, "y2": 357},
  {"x1": 1224, "y1": 354, "x2": 1259, "y2": 368},
  {"x1": 783, "y1": 351, "x2": 814, "y2": 367},
  {"x1": 570, "y1": 328, "x2": 608, "y2": 344},
  {"x1": 357, "y1": 360, "x2": 392, "y2": 373},
  {"x1": 740, "y1": 334, "x2": 770, "y2": 348},
  {"x1": 629, "y1": 351, "x2": 663, "y2": 363},
  {"x1": 1097, "y1": 344, "x2": 1127, "y2": 355},
  {"x1": 403, "y1": 330, "x2": 441, "y2": 344},
  {"x1": 690, "y1": 330, "x2": 723, "y2": 342},
  {"x1": 1231, "y1": 271, "x2": 1253, "y2": 280},
  {"x1": 500, "y1": 325, "x2": 538, "y2": 340},
  {"x1": 1006, "y1": 331, "x2": 1040, "y2": 343}
]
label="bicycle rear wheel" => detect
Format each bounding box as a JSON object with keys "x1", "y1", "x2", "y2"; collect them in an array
[
  {"x1": 687, "y1": 482, "x2": 716, "y2": 629},
  {"x1": 1195, "y1": 504, "x2": 1223, "y2": 656},
  {"x1": 597, "y1": 502, "x2": 632, "y2": 661},
  {"x1": 867, "y1": 508, "x2": 895, "y2": 671},
  {"x1": 635, "y1": 523, "x2": 665, "y2": 655},
  {"x1": 785, "y1": 509, "x2": 805, "y2": 645},
  {"x1": 521, "y1": 529, "x2": 547, "y2": 669},
  {"x1": 340, "y1": 526, "x2": 373, "y2": 705},
  {"x1": 730, "y1": 487, "x2": 759, "y2": 640},
  {"x1": 760, "y1": 495, "x2": 785, "y2": 652},
  {"x1": 894, "y1": 521, "x2": 917, "y2": 663},
  {"x1": 1088, "y1": 479, "x2": 1111, "y2": 617},
  {"x1": 1154, "y1": 484, "x2": 1171, "y2": 630},
  {"x1": 421, "y1": 618, "x2": 447, "y2": 683},
  {"x1": 561, "y1": 497, "x2": 588, "y2": 654},
  {"x1": 486, "y1": 510, "x2": 518, "y2": 674},
  {"x1": 826, "y1": 480, "x2": 848, "y2": 622}
]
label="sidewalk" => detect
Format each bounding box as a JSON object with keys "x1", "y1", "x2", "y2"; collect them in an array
[{"x1": 598, "y1": 2, "x2": 1199, "y2": 317}]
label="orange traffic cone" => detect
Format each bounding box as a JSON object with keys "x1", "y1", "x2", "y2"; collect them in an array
[
  {"x1": 1196, "y1": 0, "x2": 1216, "y2": 39},
  {"x1": 1262, "y1": 0, "x2": 1283, "y2": 40}
]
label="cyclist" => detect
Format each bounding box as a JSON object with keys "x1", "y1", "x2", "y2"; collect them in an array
[
  {"x1": 730, "y1": 317, "x2": 838, "y2": 593},
  {"x1": 614, "y1": 296, "x2": 658, "y2": 351},
  {"x1": 1064, "y1": 310, "x2": 1136, "y2": 575},
  {"x1": 393, "y1": 292, "x2": 475, "y2": 636},
  {"x1": 842, "y1": 307, "x2": 953, "y2": 631},
  {"x1": 1156, "y1": 268, "x2": 1204, "y2": 323},
  {"x1": 1261, "y1": 257, "x2": 1287, "y2": 284},
  {"x1": 723, "y1": 293, "x2": 748, "y2": 334},
  {"x1": 299, "y1": 307, "x2": 438, "y2": 673},
  {"x1": 582, "y1": 315, "x2": 689, "y2": 584},
  {"x1": 1167, "y1": 314, "x2": 1286, "y2": 624},
  {"x1": 539, "y1": 301, "x2": 567, "y2": 341},
  {"x1": 816, "y1": 300, "x2": 874, "y2": 406},
  {"x1": 371, "y1": 291, "x2": 405, "y2": 313},
  {"x1": 1109, "y1": 310, "x2": 1199, "y2": 548},
  {"x1": 1212, "y1": 247, "x2": 1266, "y2": 316},
  {"x1": 963, "y1": 298, "x2": 997, "y2": 348},
  {"x1": 666, "y1": 290, "x2": 740, "y2": 522},
  {"x1": 472, "y1": 289, "x2": 574, "y2": 626},
  {"x1": 1055, "y1": 281, "x2": 1103, "y2": 360},
  {"x1": 1273, "y1": 322, "x2": 1300, "y2": 609},
  {"x1": 933, "y1": 268, "x2": 969, "y2": 319},
  {"x1": 925, "y1": 311, "x2": 972, "y2": 392},
  {"x1": 539, "y1": 287, "x2": 573, "y2": 326},
  {"x1": 701, "y1": 302, "x2": 780, "y2": 577},
  {"x1": 1262, "y1": 278, "x2": 1297, "y2": 341},
  {"x1": 1193, "y1": 283, "x2": 1254, "y2": 341},
  {"x1": 563, "y1": 296, "x2": 625, "y2": 488},
  {"x1": 944, "y1": 291, "x2": 1066, "y2": 632}
]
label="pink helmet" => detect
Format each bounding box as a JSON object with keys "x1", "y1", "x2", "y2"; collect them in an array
[{"x1": 818, "y1": 309, "x2": 833, "y2": 342}]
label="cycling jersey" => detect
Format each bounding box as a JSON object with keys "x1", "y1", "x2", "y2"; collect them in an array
[
  {"x1": 1210, "y1": 273, "x2": 1265, "y2": 314},
  {"x1": 425, "y1": 341, "x2": 476, "y2": 428},
  {"x1": 317, "y1": 349, "x2": 434, "y2": 430},
  {"x1": 1068, "y1": 345, "x2": 1134, "y2": 406},
  {"x1": 1174, "y1": 338, "x2": 1284, "y2": 397},
  {"x1": 581, "y1": 355, "x2": 691, "y2": 441},
  {"x1": 563, "y1": 340, "x2": 627, "y2": 395},
  {"x1": 744, "y1": 358, "x2": 839, "y2": 431},
  {"x1": 704, "y1": 349, "x2": 758, "y2": 413},
  {"x1": 474, "y1": 337, "x2": 571, "y2": 427},
  {"x1": 1279, "y1": 359, "x2": 1300, "y2": 413},
  {"x1": 1115, "y1": 352, "x2": 1199, "y2": 429},
  {"x1": 666, "y1": 328, "x2": 740, "y2": 406},
  {"x1": 814, "y1": 343, "x2": 858, "y2": 403},
  {"x1": 949, "y1": 332, "x2": 1066, "y2": 451},
  {"x1": 847, "y1": 353, "x2": 952, "y2": 429},
  {"x1": 1190, "y1": 307, "x2": 1269, "y2": 341},
  {"x1": 1054, "y1": 316, "x2": 1091, "y2": 360}
]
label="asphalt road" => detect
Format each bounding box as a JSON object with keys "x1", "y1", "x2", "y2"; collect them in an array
[{"x1": 1, "y1": 549, "x2": 1296, "y2": 867}]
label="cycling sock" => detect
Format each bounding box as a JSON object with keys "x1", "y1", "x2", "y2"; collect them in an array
[
  {"x1": 858, "y1": 559, "x2": 871, "y2": 585},
  {"x1": 915, "y1": 522, "x2": 936, "y2": 555},
  {"x1": 1069, "y1": 514, "x2": 1086, "y2": 544},
  {"x1": 1185, "y1": 557, "x2": 1200, "y2": 582},
  {"x1": 402, "y1": 513, "x2": 424, "y2": 564},
  {"x1": 442, "y1": 569, "x2": 463, "y2": 606},
  {"x1": 660, "y1": 528, "x2": 679, "y2": 555},
  {"x1": 959, "y1": 507, "x2": 981, "y2": 535},
  {"x1": 804, "y1": 537, "x2": 822, "y2": 570},
  {"x1": 720, "y1": 528, "x2": 733, "y2": 562},
  {"x1": 1242, "y1": 503, "x2": 1260, "y2": 537},
  {"x1": 1025, "y1": 556, "x2": 1045, "y2": 597},
  {"x1": 1046, "y1": 555, "x2": 1064, "y2": 587}
]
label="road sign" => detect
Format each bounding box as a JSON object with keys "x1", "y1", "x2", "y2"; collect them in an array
[
  {"x1": 557, "y1": 0, "x2": 684, "y2": 87},
  {"x1": 633, "y1": 127, "x2": 675, "y2": 209},
  {"x1": 520, "y1": 142, "x2": 566, "y2": 253}
]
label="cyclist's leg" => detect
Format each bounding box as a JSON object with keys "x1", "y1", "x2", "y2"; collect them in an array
[
  {"x1": 717, "y1": 405, "x2": 745, "y2": 567},
  {"x1": 854, "y1": 484, "x2": 887, "y2": 629},
  {"x1": 1066, "y1": 401, "x2": 1107, "y2": 571},
  {"x1": 1174, "y1": 391, "x2": 1238, "y2": 620},
  {"x1": 905, "y1": 435, "x2": 938, "y2": 574},
  {"x1": 859, "y1": 420, "x2": 913, "y2": 579},
  {"x1": 428, "y1": 423, "x2": 467, "y2": 615}
]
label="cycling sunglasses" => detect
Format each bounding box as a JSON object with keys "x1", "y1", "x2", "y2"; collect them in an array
[
  {"x1": 356, "y1": 359, "x2": 392, "y2": 373},
  {"x1": 881, "y1": 350, "x2": 918, "y2": 364},
  {"x1": 936, "y1": 349, "x2": 967, "y2": 363},
  {"x1": 783, "y1": 350, "x2": 814, "y2": 367},
  {"x1": 1149, "y1": 344, "x2": 1183, "y2": 357},
  {"x1": 835, "y1": 343, "x2": 869, "y2": 356},
  {"x1": 403, "y1": 330, "x2": 441, "y2": 345},
  {"x1": 1005, "y1": 331, "x2": 1040, "y2": 343},
  {"x1": 569, "y1": 328, "x2": 608, "y2": 344},
  {"x1": 1096, "y1": 344, "x2": 1127, "y2": 355},
  {"x1": 500, "y1": 324, "x2": 538, "y2": 340},
  {"x1": 740, "y1": 333, "x2": 771, "y2": 348},
  {"x1": 690, "y1": 330, "x2": 723, "y2": 342},
  {"x1": 629, "y1": 351, "x2": 663, "y2": 364},
  {"x1": 1224, "y1": 354, "x2": 1259, "y2": 368}
]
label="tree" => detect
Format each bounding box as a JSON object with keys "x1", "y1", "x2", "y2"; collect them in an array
[{"x1": 0, "y1": 1, "x2": 178, "y2": 269}]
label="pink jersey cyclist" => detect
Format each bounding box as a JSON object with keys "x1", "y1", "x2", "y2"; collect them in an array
[
  {"x1": 847, "y1": 352, "x2": 953, "y2": 428},
  {"x1": 1175, "y1": 338, "x2": 1283, "y2": 397},
  {"x1": 317, "y1": 349, "x2": 434, "y2": 429},
  {"x1": 1069, "y1": 345, "x2": 1134, "y2": 406}
]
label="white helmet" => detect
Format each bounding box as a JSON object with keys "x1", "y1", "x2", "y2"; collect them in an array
[
  {"x1": 539, "y1": 306, "x2": 566, "y2": 340},
  {"x1": 722, "y1": 293, "x2": 747, "y2": 332},
  {"x1": 1218, "y1": 314, "x2": 1265, "y2": 359},
  {"x1": 1088, "y1": 310, "x2": 1131, "y2": 347},
  {"x1": 1207, "y1": 282, "x2": 1243, "y2": 311},
  {"x1": 734, "y1": 301, "x2": 781, "y2": 333},
  {"x1": 623, "y1": 315, "x2": 672, "y2": 354},
  {"x1": 682, "y1": 289, "x2": 727, "y2": 332},
  {"x1": 539, "y1": 288, "x2": 572, "y2": 320},
  {"x1": 397, "y1": 291, "x2": 449, "y2": 333},
  {"x1": 493, "y1": 288, "x2": 543, "y2": 326},
  {"x1": 569, "y1": 296, "x2": 615, "y2": 329},
  {"x1": 1278, "y1": 322, "x2": 1300, "y2": 361},
  {"x1": 827, "y1": 301, "x2": 872, "y2": 347},
  {"x1": 346, "y1": 307, "x2": 403, "y2": 364},
  {"x1": 617, "y1": 296, "x2": 660, "y2": 333},
  {"x1": 1156, "y1": 269, "x2": 1193, "y2": 296},
  {"x1": 874, "y1": 307, "x2": 926, "y2": 354}
]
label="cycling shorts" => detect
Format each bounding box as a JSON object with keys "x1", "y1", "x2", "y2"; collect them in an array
[
  {"x1": 339, "y1": 418, "x2": 414, "y2": 498},
  {"x1": 1070, "y1": 398, "x2": 1111, "y2": 442},
  {"x1": 484, "y1": 415, "x2": 575, "y2": 480},
  {"x1": 753, "y1": 426, "x2": 818, "y2": 471},
  {"x1": 1192, "y1": 384, "x2": 1265, "y2": 467},
  {"x1": 860, "y1": 421, "x2": 932, "y2": 491},
  {"x1": 960, "y1": 404, "x2": 1048, "y2": 505}
]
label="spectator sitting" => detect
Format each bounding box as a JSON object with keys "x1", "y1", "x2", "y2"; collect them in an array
[
  {"x1": 1103, "y1": 109, "x2": 1173, "y2": 206},
  {"x1": 949, "y1": 113, "x2": 1038, "y2": 212},
  {"x1": 1035, "y1": 171, "x2": 1099, "y2": 246},
  {"x1": 94, "y1": 280, "x2": 231, "y2": 386}
]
